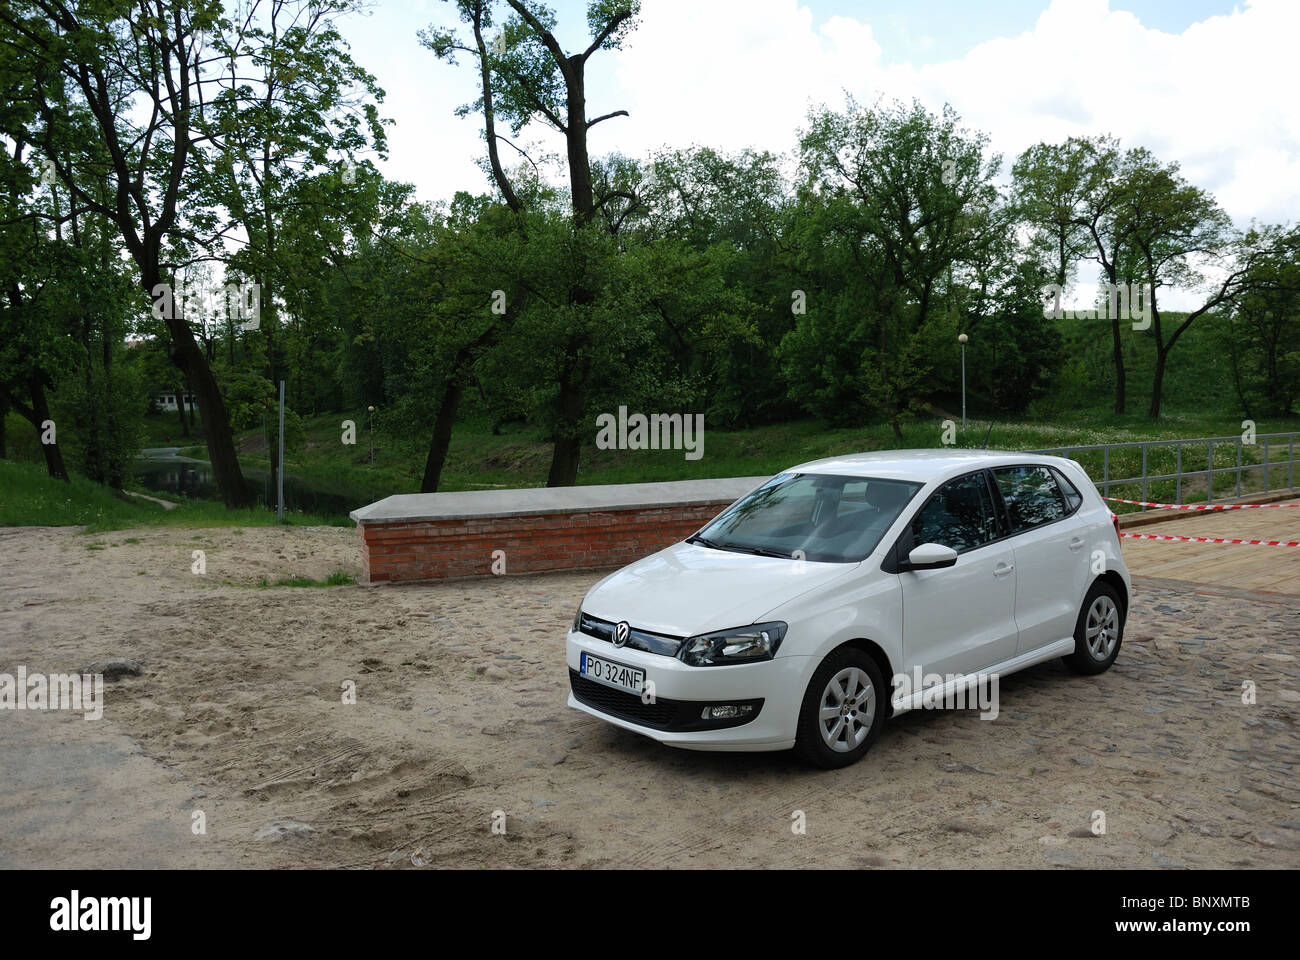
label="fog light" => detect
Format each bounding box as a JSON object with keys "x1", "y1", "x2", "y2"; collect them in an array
[{"x1": 701, "y1": 704, "x2": 754, "y2": 720}]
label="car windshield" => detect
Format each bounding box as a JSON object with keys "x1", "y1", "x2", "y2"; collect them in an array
[{"x1": 691, "y1": 473, "x2": 923, "y2": 563}]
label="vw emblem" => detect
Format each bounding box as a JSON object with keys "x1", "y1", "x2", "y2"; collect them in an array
[{"x1": 614, "y1": 621, "x2": 631, "y2": 648}]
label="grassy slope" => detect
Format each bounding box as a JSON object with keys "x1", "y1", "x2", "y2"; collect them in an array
[
  {"x1": 6, "y1": 405, "x2": 1298, "y2": 528},
  {"x1": 216, "y1": 404, "x2": 1300, "y2": 494},
  {"x1": 0, "y1": 459, "x2": 349, "y2": 532}
]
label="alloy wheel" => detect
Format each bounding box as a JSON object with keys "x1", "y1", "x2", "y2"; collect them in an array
[
  {"x1": 818, "y1": 666, "x2": 876, "y2": 752},
  {"x1": 1085, "y1": 595, "x2": 1120, "y2": 661}
]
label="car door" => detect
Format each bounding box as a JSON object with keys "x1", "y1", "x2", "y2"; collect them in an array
[
  {"x1": 991, "y1": 465, "x2": 1091, "y2": 653},
  {"x1": 894, "y1": 470, "x2": 1019, "y2": 678}
]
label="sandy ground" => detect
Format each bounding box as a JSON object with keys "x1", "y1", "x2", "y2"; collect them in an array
[{"x1": 1, "y1": 522, "x2": 1298, "y2": 869}]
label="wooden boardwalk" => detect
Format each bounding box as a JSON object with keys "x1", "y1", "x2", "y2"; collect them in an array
[{"x1": 1121, "y1": 496, "x2": 1300, "y2": 596}]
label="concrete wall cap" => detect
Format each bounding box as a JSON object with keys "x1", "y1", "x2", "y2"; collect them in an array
[{"x1": 349, "y1": 476, "x2": 772, "y2": 525}]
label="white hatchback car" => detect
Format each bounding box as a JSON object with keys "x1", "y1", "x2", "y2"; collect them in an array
[{"x1": 566, "y1": 450, "x2": 1132, "y2": 767}]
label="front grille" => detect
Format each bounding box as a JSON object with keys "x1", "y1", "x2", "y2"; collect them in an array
[
  {"x1": 569, "y1": 670, "x2": 680, "y2": 728},
  {"x1": 578, "y1": 613, "x2": 683, "y2": 658},
  {"x1": 569, "y1": 669, "x2": 763, "y2": 732}
]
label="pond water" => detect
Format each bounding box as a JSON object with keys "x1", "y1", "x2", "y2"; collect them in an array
[{"x1": 132, "y1": 451, "x2": 379, "y2": 518}]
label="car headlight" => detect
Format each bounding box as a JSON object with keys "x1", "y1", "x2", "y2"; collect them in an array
[
  {"x1": 572, "y1": 603, "x2": 583, "y2": 632},
  {"x1": 677, "y1": 622, "x2": 787, "y2": 666}
]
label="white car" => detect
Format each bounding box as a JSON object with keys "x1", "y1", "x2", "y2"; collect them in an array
[{"x1": 566, "y1": 450, "x2": 1131, "y2": 768}]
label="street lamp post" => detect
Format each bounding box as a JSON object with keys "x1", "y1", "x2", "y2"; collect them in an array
[
  {"x1": 958, "y1": 333, "x2": 968, "y2": 436},
  {"x1": 367, "y1": 405, "x2": 375, "y2": 467}
]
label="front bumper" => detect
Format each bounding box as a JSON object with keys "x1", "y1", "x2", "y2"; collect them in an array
[{"x1": 565, "y1": 628, "x2": 809, "y2": 751}]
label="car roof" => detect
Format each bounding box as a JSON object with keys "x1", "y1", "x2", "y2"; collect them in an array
[{"x1": 785, "y1": 449, "x2": 1071, "y2": 482}]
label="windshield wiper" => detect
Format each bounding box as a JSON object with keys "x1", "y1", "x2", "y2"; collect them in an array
[
  {"x1": 744, "y1": 546, "x2": 799, "y2": 559},
  {"x1": 713, "y1": 542, "x2": 796, "y2": 559},
  {"x1": 687, "y1": 536, "x2": 797, "y2": 560}
]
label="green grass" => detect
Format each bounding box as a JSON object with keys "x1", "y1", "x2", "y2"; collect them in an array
[
  {"x1": 0, "y1": 459, "x2": 350, "y2": 532},
  {"x1": 256, "y1": 569, "x2": 356, "y2": 588},
  {"x1": 190, "y1": 405, "x2": 1300, "y2": 500},
  {"x1": 6, "y1": 401, "x2": 1298, "y2": 529}
]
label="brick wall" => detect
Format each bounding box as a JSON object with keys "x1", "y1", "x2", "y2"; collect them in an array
[{"x1": 357, "y1": 502, "x2": 733, "y2": 583}]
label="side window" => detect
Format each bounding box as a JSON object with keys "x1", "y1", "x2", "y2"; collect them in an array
[
  {"x1": 1054, "y1": 468, "x2": 1083, "y2": 512},
  {"x1": 995, "y1": 466, "x2": 1067, "y2": 531},
  {"x1": 910, "y1": 472, "x2": 1000, "y2": 553}
]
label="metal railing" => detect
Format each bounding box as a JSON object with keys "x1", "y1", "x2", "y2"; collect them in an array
[{"x1": 1029, "y1": 432, "x2": 1300, "y2": 509}]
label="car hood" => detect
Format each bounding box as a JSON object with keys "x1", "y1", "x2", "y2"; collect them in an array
[{"x1": 581, "y1": 540, "x2": 858, "y2": 637}]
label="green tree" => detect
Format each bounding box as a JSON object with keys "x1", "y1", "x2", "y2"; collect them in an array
[
  {"x1": 1227, "y1": 225, "x2": 1300, "y2": 417},
  {"x1": 423, "y1": 0, "x2": 640, "y2": 486},
  {"x1": 1117, "y1": 150, "x2": 1273, "y2": 419},
  {"x1": 793, "y1": 98, "x2": 1003, "y2": 437},
  {"x1": 194, "y1": 0, "x2": 388, "y2": 502},
  {"x1": 1012, "y1": 136, "x2": 1137, "y2": 414},
  {"x1": 0, "y1": 0, "x2": 251, "y2": 505}
]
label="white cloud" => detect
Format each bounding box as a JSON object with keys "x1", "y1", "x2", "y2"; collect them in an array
[
  {"x1": 610, "y1": 0, "x2": 1300, "y2": 233},
  {"x1": 367, "y1": 0, "x2": 1300, "y2": 315},
  {"x1": 606, "y1": 0, "x2": 885, "y2": 157}
]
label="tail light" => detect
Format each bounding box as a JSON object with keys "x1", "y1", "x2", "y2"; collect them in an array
[{"x1": 1111, "y1": 513, "x2": 1122, "y2": 547}]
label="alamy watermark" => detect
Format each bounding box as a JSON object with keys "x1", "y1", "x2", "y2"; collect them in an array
[
  {"x1": 594, "y1": 406, "x2": 705, "y2": 461},
  {"x1": 1041, "y1": 282, "x2": 1151, "y2": 330},
  {"x1": 50, "y1": 891, "x2": 150, "y2": 940},
  {"x1": 0, "y1": 667, "x2": 104, "y2": 720},
  {"x1": 892, "y1": 667, "x2": 999, "y2": 720},
  {"x1": 151, "y1": 279, "x2": 261, "y2": 331}
]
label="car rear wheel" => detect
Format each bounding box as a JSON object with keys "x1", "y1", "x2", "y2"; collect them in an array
[
  {"x1": 794, "y1": 647, "x2": 886, "y2": 768},
  {"x1": 1063, "y1": 581, "x2": 1124, "y2": 675}
]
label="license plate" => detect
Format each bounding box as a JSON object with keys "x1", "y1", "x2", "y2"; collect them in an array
[{"x1": 580, "y1": 652, "x2": 646, "y2": 695}]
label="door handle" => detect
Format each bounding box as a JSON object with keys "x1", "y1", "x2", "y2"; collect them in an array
[
  {"x1": 1069, "y1": 537, "x2": 1086, "y2": 551},
  {"x1": 994, "y1": 562, "x2": 1015, "y2": 578}
]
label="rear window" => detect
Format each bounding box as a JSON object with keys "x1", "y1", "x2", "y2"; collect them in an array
[{"x1": 993, "y1": 465, "x2": 1068, "y2": 531}]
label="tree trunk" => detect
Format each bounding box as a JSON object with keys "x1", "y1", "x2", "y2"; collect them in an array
[
  {"x1": 1225, "y1": 314, "x2": 1253, "y2": 421},
  {"x1": 419, "y1": 286, "x2": 518, "y2": 491},
  {"x1": 259, "y1": 271, "x2": 280, "y2": 512},
  {"x1": 1148, "y1": 350, "x2": 1167, "y2": 420},
  {"x1": 1146, "y1": 274, "x2": 1164, "y2": 420},
  {"x1": 103, "y1": 333, "x2": 123, "y2": 489},
  {"x1": 420, "y1": 376, "x2": 467, "y2": 493},
  {"x1": 542, "y1": 57, "x2": 599, "y2": 487},
  {"x1": 1109, "y1": 313, "x2": 1125, "y2": 415},
  {"x1": 28, "y1": 374, "x2": 69, "y2": 482},
  {"x1": 564, "y1": 61, "x2": 596, "y2": 226},
  {"x1": 176, "y1": 382, "x2": 191, "y2": 439},
  {"x1": 80, "y1": 315, "x2": 106, "y2": 482},
  {"x1": 546, "y1": 333, "x2": 588, "y2": 487},
  {"x1": 175, "y1": 348, "x2": 248, "y2": 506},
  {"x1": 150, "y1": 266, "x2": 250, "y2": 508}
]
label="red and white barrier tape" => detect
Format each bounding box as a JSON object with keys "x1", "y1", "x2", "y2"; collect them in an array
[
  {"x1": 1103, "y1": 496, "x2": 1300, "y2": 510},
  {"x1": 1121, "y1": 532, "x2": 1300, "y2": 547}
]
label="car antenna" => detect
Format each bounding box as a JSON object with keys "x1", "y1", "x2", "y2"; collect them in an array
[{"x1": 980, "y1": 421, "x2": 994, "y2": 450}]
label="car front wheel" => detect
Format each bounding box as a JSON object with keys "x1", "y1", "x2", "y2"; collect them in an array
[{"x1": 794, "y1": 647, "x2": 886, "y2": 768}]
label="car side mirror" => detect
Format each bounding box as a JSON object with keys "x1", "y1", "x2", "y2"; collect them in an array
[{"x1": 902, "y1": 542, "x2": 959, "y2": 571}]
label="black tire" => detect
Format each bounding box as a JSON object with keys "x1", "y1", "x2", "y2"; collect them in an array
[
  {"x1": 1063, "y1": 580, "x2": 1125, "y2": 675},
  {"x1": 793, "y1": 646, "x2": 886, "y2": 769}
]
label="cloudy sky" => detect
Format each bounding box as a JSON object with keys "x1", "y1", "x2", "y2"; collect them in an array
[{"x1": 340, "y1": 0, "x2": 1298, "y2": 233}]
